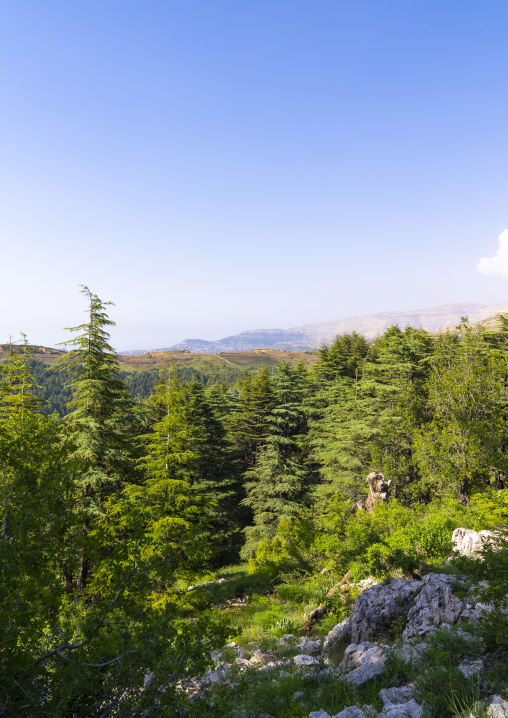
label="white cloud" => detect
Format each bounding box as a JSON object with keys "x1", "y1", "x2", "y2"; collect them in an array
[{"x1": 477, "y1": 229, "x2": 508, "y2": 277}]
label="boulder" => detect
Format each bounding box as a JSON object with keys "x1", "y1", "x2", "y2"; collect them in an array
[
  {"x1": 294, "y1": 653, "x2": 321, "y2": 666},
  {"x1": 379, "y1": 686, "x2": 414, "y2": 706},
  {"x1": 378, "y1": 699, "x2": 424, "y2": 717},
  {"x1": 249, "y1": 650, "x2": 280, "y2": 666},
  {"x1": 340, "y1": 642, "x2": 388, "y2": 686},
  {"x1": 309, "y1": 711, "x2": 332, "y2": 718},
  {"x1": 333, "y1": 708, "x2": 369, "y2": 718},
  {"x1": 360, "y1": 707, "x2": 379, "y2": 718},
  {"x1": 486, "y1": 695, "x2": 508, "y2": 717},
  {"x1": 452, "y1": 528, "x2": 495, "y2": 557},
  {"x1": 297, "y1": 638, "x2": 322, "y2": 655},
  {"x1": 278, "y1": 633, "x2": 298, "y2": 646},
  {"x1": 391, "y1": 640, "x2": 428, "y2": 667},
  {"x1": 349, "y1": 578, "x2": 423, "y2": 643},
  {"x1": 458, "y1": 659, "x2": 484, "y2": 679},
  {"x1": 324, "y1": 617, "x2": 351, "y2": 654}
]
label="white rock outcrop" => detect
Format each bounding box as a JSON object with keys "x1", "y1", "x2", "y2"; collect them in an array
[
  {"x1": 452, "y1": 528, "x2": 495, "y2": 557},
  {"x1": 297, "y1": 638, "x2": 323, "y2": 655},
  {"x1": 379, "y1": 686, "x2": 414, "y2": 706},
  {"x1": 340, "y1": 642, "x2": 388, "y2": 686}
]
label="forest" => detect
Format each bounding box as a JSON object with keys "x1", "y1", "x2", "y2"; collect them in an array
[{"x1": 2, "y1": 287, "x2": 508, "y2": 717}]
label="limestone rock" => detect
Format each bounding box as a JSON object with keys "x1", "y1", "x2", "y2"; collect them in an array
[
  {"x1": 340, "y1": 642, "x2": 388, "y2": 686},
  {"x1": 361, "y1": 707, "x2": 379, "y2": 718},
  {"x1": 324, "y1": 617, "x2": 351, "y2": 653},
  {"x1": 249, "y1": 650, "x2": 279, "y2": 666},
  {"x1": 309, "y1": 711, "x2": 332, "y2": 718},
  {"x1": 379, "y1": 685, "x2": 414, "y2": 706},
  {"x1": 458, "y1": 659, "x2": 484, "y2": 679},
  {"x1": 486, "y1": 695, "x2": 508, "y2": 717},
  {"x1": 392, "y1": 640, "x2": 428, "y2": 667},
  {"x1": 403, "y1": 573, "x2": 470, "y2": 639},
  {"x1": 356, "y1": 577, "x2": 379, "y2": 591},
  {"x1": 333, "y1": 708, "x2": 369, "y2": 718},
  {"x1": 452, "y1": 528, "x2": 495, "y2": 557},
  {"x1": 378, "y1": 699, "x2": 424, "y2": 717},
  {"x1": 278, "y1": 633, "x2": 298, "y2": 646},
  {"x1": 294, "y1": 653, "x2": 321, "y2": 666},
  {"x1": 297, "y1": 638, "x2": 322, "y2": 655},
  {"x1": 350, "y1": 578, "x2": 423, "y2": 643}
]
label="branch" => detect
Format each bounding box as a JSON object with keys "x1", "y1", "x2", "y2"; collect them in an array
[{"x1": 34, "y1": 641, "x2": 86, "y2": 666}]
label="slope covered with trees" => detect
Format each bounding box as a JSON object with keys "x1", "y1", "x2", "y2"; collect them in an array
[{"x1": 2, "y1": 289, "x2": 508, "y2": 716}]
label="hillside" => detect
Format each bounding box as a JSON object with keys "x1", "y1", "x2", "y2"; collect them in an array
[
  {"x1": 116, "y1": 347, "x2": 318, "y2": 372},
  {"x1": 0, "y1": 343, "x2": 65, "y2": 364}
]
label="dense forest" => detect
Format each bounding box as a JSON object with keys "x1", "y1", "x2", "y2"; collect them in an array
[{"x1": 2, "y1": 288, "x2": 508, "y2": 717}]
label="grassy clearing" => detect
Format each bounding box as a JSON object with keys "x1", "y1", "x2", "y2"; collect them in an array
[{"x1": 184, "y1": 564, "x2": 350, "y2": 649}]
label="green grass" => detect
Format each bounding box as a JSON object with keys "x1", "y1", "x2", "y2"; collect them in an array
[{"x1": 188, "y1": 665, "x2": 384, "y2": 718}]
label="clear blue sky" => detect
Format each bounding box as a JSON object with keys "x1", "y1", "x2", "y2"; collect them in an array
[{"x1": 1, "y1": 1, "x2": 508, "y2": 349}]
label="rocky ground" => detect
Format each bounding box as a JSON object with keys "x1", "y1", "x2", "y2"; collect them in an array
[{"x1": 185, "y1": 557, "x2": 507, "y2": 716}]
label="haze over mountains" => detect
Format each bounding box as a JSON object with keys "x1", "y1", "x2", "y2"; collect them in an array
[{"x1": 120, "y1": 302, "x2": 508, "y2": 355}]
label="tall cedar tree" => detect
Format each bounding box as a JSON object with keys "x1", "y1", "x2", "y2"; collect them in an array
[
  {"x1": 60, "y1": 286, "x2": 137, "y2": 588},
  {"x1": 145, "y1": 371, "x2": 238, "y2": 563},
  {"x1": 367, "y1": 326, "x2": 435, "y2": 498},
  {"x1": 241, "y1": 362, "x2": 311, "y2": 557},
  {"x1": 226, "y1": 366, "x2": 275, "y2": 471}
]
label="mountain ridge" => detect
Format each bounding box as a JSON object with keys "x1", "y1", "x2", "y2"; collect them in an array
[{"x1": 119, "y1": 301, "x2": 508, "y2": 355}]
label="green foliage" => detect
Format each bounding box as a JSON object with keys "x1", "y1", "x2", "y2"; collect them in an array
[
  {"x1": 413, "y1": 328, "x2": 508, "y2": 502},
  {"x1": 314, "y1": 331, "x2": 369, "y2": 380},
  {"x1": 242, "y1": 362, "x2": 314, "y2": 557}
]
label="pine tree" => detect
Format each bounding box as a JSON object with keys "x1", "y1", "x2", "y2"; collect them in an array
[{"x1": 241, "y1": 362, "x2": 312, "y2": 557}]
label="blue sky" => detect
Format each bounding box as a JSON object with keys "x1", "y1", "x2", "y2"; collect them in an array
[{"x1": 1, "y1": 1, "x2": 508, "y2": 349}]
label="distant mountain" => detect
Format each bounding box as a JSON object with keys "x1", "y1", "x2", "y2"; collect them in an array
[{"x1": 119, "y1": 302, "x2": 508, "y2": 355}]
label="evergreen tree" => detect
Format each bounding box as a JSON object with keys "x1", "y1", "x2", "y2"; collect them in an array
[
  {"x1": 241, "y1": 362, "x2": 312, "y2": 557},
  {"x1": 62, "y1": 286, "x2": 137, "y2": 500},
  {"x1": 314, "y1": 331, "x2": 369, "y2": 380},
  {"x1": 227, "y1": 366, "x2": 275, "y2": 471},
  {"x1": 142, "y1": 371, "x2": 238, "y2": 562},
  {"x1": 307, "y1": 376, "x2": 380, "y2": 503},
  {"x1": 59, "y1": 286, "x2": 138, "y2": 589},
  {"x1": 307, "y1": 325, "x2": 434, "y2": 504}
]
